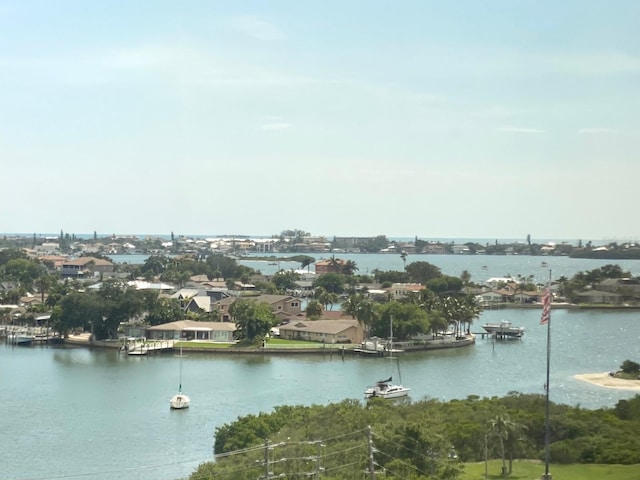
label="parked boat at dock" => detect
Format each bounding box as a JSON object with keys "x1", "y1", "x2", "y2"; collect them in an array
[
  {"x1": 7, "y1": 332, "x2": 36, "y2": 346},
  {"x1": 481, "y1": 320, "x2": 525, "y2": 338}
]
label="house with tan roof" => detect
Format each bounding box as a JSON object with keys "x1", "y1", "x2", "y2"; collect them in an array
[
  {"x1": 61, "y1": 257, "x2": 114, "y2": 278},
  {"x1": 278, "y1": 318, "x2": 363, "y2": 344},
  {"x1": 314, "y1": 258, "x2": 345, "y2": 274},
  {"x1": 215, "y1": 294, "x2": 302, "y2": 322}
]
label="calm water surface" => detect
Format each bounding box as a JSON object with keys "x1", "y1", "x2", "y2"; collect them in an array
[
  {"x1": 2, "y1": 308, "x2": 640, "y2": 480},
  {"x1": 3, "y1": 254, "x2": 640, "y2": 480}
]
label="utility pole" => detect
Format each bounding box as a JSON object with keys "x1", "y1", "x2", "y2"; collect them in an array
[
  {"x1": 367, "y1": 425, "x2": 376, "y2": 479},
  {"x1": 315, "y1": 441, "x2": 323, "y2": 479},
  {"x1": 263, "y1": 440, "x2": 270, "y2": 480}
]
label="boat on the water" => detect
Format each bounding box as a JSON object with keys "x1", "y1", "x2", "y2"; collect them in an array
[
  {"x1": 364, "y1": 316, "x2": 410, "y2": 399},
  {"x1": 482, "y1": 320, "x2": 525, "y2": 338},
  {"x1": 7, "y1": 332, "x2": 36, "y2": 346},
  {"x1": 364, "y1": 376, "x2": 410, "y2": 399},
  {"x1": 170, "y1": 392, "x2": 190, "y2": 409},
  {"x1": 170, "y1": 347, "x2": 190, "y2": 410}
]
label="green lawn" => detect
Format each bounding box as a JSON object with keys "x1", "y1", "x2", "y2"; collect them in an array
[
  {"x1": 462, "y1": 460, "x2": 640, "y2": 480},
  {"x1": 266, "y1": 338, "x2": 317, "y2": 345},
  {"x1": 266, "y1": 339, "x2": 352, "y2": 349}
]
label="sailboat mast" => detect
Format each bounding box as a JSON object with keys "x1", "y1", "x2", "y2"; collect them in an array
[{"x1": 179, "y1": 346, "x2": 183, "y2": 393}]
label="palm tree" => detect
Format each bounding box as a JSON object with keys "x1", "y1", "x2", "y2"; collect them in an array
[
  {"x1": 305, "y1": 300, "x2": 323, "y2": 320},
  {"x1": 342, "y1": 260, "x2": 358, "y2": 276},
  {"x1": 327, "y1": 255, "x2": 342, "y2": 274},
  {"x1": 489, "y1": 412, "x2": 520, "y2": 477},
  {"x1": 460, "y1": 269, "x2": 471, "y2": 287},
  {"x1": 400, "y1": 251, "x2": 407, "y2": 270}
]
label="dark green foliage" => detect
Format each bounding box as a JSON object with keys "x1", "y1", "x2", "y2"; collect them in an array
[
  {"x1": 405, "y1": 261, "x2": 442, "y2": 284},
  {"x1": 372, "y1": 301, "x2": 430, "y2": 340},
  {"x1": 373, "y1": 268, "x2": 409, "y2": 284},
  {"x1": 195, "y1": 393, "x2": 640, "y2": 480},
  {"x1": 620, "y1": 360, "x2": 640, "y2": 375},
  {"x1": 427, "y1": 275, "x2": 463, "y2": 295},
  {"x1": 229, "y1": 299, "x2": 276, "y2": 341},
  {"x1": 312, "y1": 272, "x2": 345, "y2": 294},
  {"x1": 614, "y1": 396, "x2": 640, "y2": 421}
]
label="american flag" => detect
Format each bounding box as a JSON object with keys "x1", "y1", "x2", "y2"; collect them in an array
[{"x1": 540, "y1": 288, "x2": 551, "y2": 325}]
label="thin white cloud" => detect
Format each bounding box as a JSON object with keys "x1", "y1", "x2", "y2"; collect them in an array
[
  {"x1": 259, "y1": 122, "x2": 293, "y2": 131},
  {"x1": 578, "y1": 127, "x2": 618, "y2": 135},
  {"x1": 471, "y1": 105, "x2": 531, "y2": 118},
  {"x1": 231, "y1": 15, "x2": 285, "y2": 41},
  {"x1": 497, "y1": 126, "x2": 545, "y2": 134}
]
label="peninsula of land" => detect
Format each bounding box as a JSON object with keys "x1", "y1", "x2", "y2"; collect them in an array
[{"x1": 574, "y1": 372, "x2": 640, "y2": 391}]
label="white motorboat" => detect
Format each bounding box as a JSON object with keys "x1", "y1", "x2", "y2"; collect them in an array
[
  {"x1": 7, "y1": 332, "x2": 36, "y2": 346},
  {"x1": 482, "y1": 320, "x2": 525, "y2": 338},
  {"x1": 364, "y1": 376, "x2": 410, "y2": 399},
  {"x1": 170, "y1": 347, "x2": 190, "y2": 409}
]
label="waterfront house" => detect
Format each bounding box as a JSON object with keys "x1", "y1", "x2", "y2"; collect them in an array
[
  {"x1": 422, "y1": 243, "x2": 447, "y2": 254},
  {"x1": 314, "y1": 258, "x2": 345, "y2": 274},
  {"x1": 576, "y1": 290, "x2": 623, "y2": 305},
  {"x1": 475, "y1": 291, "x2": 505, "y2": 307},
  {"x1": 278, "y1": 318, "x2": 363, "y2": 344},
  {"x1": 61, "y1": 257, "x2": 114, "y2": 278},
  {"x1": 388, "y1": 282, "x2": 425, "y2": 300},
  {"x1": 215, "y1": 294, "x2": 302, "y2": 322},
  {"x1": 598, "y1": 278, "x2": 640, "y2": 300},
  {"x1": 146, "y1": 320, "x2": 236, "y2": 342}
]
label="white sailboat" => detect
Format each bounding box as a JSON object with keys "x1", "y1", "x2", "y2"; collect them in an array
[
  {"x1": 170, "y1": 347, "x2": 190, "y2": 410},
  {"x1": 364, "y1": 317, "x2": 410, "y2": 399}
]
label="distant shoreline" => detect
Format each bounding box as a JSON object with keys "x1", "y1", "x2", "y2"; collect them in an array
[{"x1": 574, "y1": 372, "x2": 640, "y2": 391}]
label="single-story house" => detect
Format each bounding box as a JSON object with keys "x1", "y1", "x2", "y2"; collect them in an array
[
  {"x1": 146, "y1": 320, "x2": 236, "y2": 342},
  {"x1": 278, "y1": 319, "x2": 363, "y2": 344},
  {"x1": 575, "y1": 290, "x2": 622, "y2": 305}
]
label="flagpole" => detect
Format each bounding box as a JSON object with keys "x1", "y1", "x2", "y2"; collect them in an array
[{"x1": 542, "y1": 269, "x2": 552, "y2": 480}]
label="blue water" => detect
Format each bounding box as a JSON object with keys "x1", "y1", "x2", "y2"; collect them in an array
[
  {"x1": 2, "y1": 306, "x2": 640, "y2": 480},
  {"x1": 3, "y1": 253, "x2": 640, "y2": 480}
]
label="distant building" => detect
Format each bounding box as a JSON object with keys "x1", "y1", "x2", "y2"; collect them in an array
[
  {"x1": 315, "y1": 258, "x2": 345, "y2": 274},
  {"x1": 388, "y1": 283, "x2": 425, "y2": 300},
  {"x1": 146, "y1": 320, "x2": 236, "y2": 342},
  {"x1": 61, "y1": 257, "x2": 114, "y2": 278},
  {"x1": 278, "y1": 318, "x2": 363, "y2": 344}
]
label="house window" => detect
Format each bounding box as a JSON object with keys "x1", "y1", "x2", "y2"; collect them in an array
[
  {"x1": 277, "y1": 306, "x2": 282, "y2": 310},
  {"x1": 291, "y1": 302, "x2": 299, "y2": 308}
]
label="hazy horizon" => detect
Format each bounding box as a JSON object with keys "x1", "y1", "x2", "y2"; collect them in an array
[{"x1": 1, "y1": 1, "x2": 638, "y2": 239}]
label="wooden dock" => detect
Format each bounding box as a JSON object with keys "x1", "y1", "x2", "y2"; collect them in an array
[{"x1": 125, "y1": 339, "x2": 175, "y2": 355}]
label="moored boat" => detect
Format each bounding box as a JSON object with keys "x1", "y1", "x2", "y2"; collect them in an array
[
  {"x1": 364, "y1": 376, "x2": 410, "y2": 399},
  {"x1": 482, "y1": 320, "x2": 525, "y2": 338},
  {"x1": 170, "y1": 392, "x2": 190, "y2": 409},
  {"x1": 170, "y1": 346, "x2": 190, "y2": 409}
]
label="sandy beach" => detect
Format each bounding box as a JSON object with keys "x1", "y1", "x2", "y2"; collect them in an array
[{"x1": 574, "y1": 372, "x2": 640, "y2": 391}]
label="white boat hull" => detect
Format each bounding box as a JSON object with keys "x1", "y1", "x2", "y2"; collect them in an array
[
  {"x1": 364, "y1": 384, "x2": 410, "y2": 399},
  {"x1": 170, "y1": 393, "x2": 190, "y2": 409},
  {"x1": 482, "y1": 321, "x2": 525, "y2": 338}
]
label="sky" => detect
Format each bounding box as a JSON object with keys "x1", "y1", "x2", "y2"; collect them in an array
[{"x1": 1, "y1": 1, "x2": 639, "y2": 242}]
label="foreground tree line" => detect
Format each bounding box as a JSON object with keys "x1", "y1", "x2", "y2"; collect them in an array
[{"x1": 191, "y1": 393, "x2": 640, "y2": 480}]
